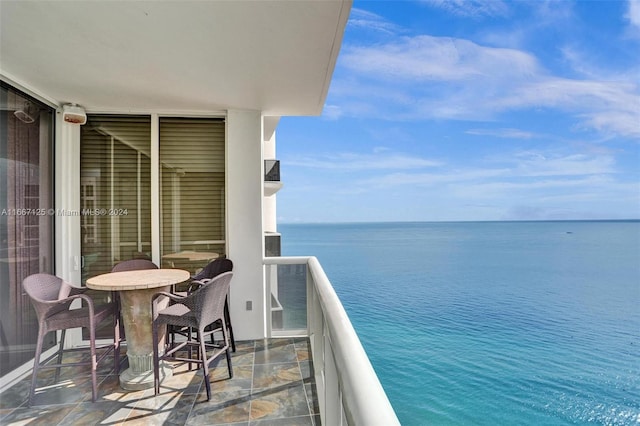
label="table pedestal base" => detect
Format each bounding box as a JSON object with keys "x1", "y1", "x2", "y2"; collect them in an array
[
  {"x1": 119, "y1": 285, "x2": 173, "y2": 391},
  {"x1": 120, "y1": 360, "x2": 173, "y2": 391}
]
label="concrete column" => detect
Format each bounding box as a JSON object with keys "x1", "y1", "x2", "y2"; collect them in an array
[
  {"x1": 54, "y1": 116, "x2": 81, "y2": 285},
  {"x1": 54, "y1": 115, "x2": 82, "y2": 348},
  {"x1": 226, "y1": 109, "x2": 265, "y2": 339}
]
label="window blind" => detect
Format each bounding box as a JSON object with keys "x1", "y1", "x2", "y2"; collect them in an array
[
  {"x1": 80, "y1": 115, "x2": 152, "y2": 278},
  {"x1": 159, "y1": 117, "x2": 226, "y2": 273}
]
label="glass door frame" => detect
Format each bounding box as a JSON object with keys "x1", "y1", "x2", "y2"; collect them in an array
[
  {"x1": 73, "y1": 113, "x2": 228, "y2": 348},
  {"x1": 0, "y1": 80, "x2": 56, "y2": 383}
]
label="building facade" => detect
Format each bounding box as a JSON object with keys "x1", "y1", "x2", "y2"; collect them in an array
[{"x1": 0, "y1": 0, "x2": 351, "y2": 383}]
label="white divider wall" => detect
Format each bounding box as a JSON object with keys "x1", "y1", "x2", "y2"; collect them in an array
[
  {"x1": 55, "y1": 118, "x2": 82, "y2": 286},
  {"x1": 226, "y1": 109, "x2": 266, "y2": 339}
]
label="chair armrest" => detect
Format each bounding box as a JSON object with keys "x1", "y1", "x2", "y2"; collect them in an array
[
  {"x1": 187, "y1": 279, "x2": 209, "y2": 293},
  {"x1": 64, "y1": 293, "x2": 94, "y2": 306},
  {"x1": 69, "y1": 286, "x2": 88, "y2": 296},
  {"x1": 44, "y1": 293, "x2": 96, "y2": 318},
  {"x1": 151, "y1": 291, "x2": 185, "y2": 319},
  {"x1": 45, "y1": 293, "x2": 93, "y2": 306},
  {"x1": 152, "y1": 291, "x2": 185, "y2": 303}
]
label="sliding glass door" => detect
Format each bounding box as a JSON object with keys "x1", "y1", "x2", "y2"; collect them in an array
[
  {"x1": 0, "y1": 82, "x2": 54, "y2": 376},
  {"x1": 160, "y1": 118, "x2": 226, "y2": 274},
  {"x1": 80, "y1": 116, "x2": 152, "y2": 339},
  {"x1": 80, "y1": 116, "x2": 152, "y2": 281},
  {"x1": 80, "y1": 115, "x2": 226, "y2": 279}
]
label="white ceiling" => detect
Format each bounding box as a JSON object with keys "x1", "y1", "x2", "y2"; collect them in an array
[{"x1": 0, "y1": 0, "x2": 351, "y2": 117}]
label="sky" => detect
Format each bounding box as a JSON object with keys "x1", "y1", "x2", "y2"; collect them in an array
[{"x1": 276, "y1": 0, "x2": 640, "y2": 223}]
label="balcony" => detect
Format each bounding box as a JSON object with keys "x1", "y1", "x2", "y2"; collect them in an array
[
  {"x1": 264, "y1": 256, "x2": 399, "y2": 425},
  {"x1": 264, "y1": 159, "x2": 283, "y2": 196},
  {"x1": 0, "y1": 258, "x2": 399, "y2": 425}
]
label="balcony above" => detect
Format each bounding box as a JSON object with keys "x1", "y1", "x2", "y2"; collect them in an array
[{"x1": 264, "y1": 159, "x2": 283, "y2": 196}]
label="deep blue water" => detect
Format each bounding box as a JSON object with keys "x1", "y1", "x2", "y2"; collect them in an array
[{"x1": 280, "y1": 221, "x2": 640, "y2": 425}]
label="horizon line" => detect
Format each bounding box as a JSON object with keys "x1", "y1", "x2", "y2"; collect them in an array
[{"x1": 278, "y1": 218, "x2": 640, "y2": 226}]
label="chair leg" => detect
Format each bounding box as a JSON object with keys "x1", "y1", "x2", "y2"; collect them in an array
[
  {"x1": 222, "y1": 319, "x2": 233, "y2": 379},
  {"x1": 54, "y1": 329, "x2": 66, "y2": 383},
  {"x1": 89, "y1": 319, "x2": 98, "y2": 403},
  {"x1": 186, "y1": 327, "x2": 194, "y2": 371},
  {"x1": 152, "y1": 321, "x2": 160, "y2": 396},
  {"x1": 28, "y1": 325, "x2": 47, "y2": 406},
  {"x1": 199, "y1": 329, "x2": 211, "y2": 401},
  {"x1": 224, "y1": 299, "x2": 236, "y2": 352}
]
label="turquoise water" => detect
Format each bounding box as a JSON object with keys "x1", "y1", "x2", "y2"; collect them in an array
[{"x1": 280, "y1": 221, "x2": 640, "y2": 425}]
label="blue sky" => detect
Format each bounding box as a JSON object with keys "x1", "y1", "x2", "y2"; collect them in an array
[{"x1": 277, "y1": 0, "x2": 640, "y2": 223}]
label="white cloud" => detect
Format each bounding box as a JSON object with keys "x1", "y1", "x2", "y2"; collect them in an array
[
  {"x1": 321, "y1": 104, "x2": 343, "y2": 120},
  {"x1": 422, "y1": 0, "x2": 510, "y2": 18},
  {"x1": 355, "y1": 168, "x2": 507, "y2": 189},
  {"x1": 341, "y1": 36, "x2": 539, "y2": 82},
  {"x1": 333, "y1": 34, "x2": 640, "y2": 136},
  {"x1": 494, "y1": 78, "x2": 640, "y2": 137},
  {"x1": 627, "y1": 0, "x2": 640, "y2": 28},
  {"x1": 285, "y1": 150, "x2": 442, "y2": 171},
  {"x1": 466, "y1": 128, "x2": 535, "y2": 139},
  {"x1": 495, "y1": 78, "x2": 637, "y2": 111},
  {"x1": 581, "y1": 110, "x2": 640, "y2": 137},
  {"x1": 348, "y1": 8, "x2": 403, "y2": 34},
  {"x1": 510, "y1": 152, "x2": 616, "y2": 177},
  {"x1": 448, "y1": 175, "x2": 618, "y2": 200},
  {"x1": 351, "y1": 150, "x2": 618, "y2": 193}
]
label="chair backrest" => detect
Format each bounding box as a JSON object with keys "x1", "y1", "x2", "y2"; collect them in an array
[
  {"x1": 22, "y1": 273, "x2": 71, "y2": 320},
  {"x1": 187, "y1": 271, "x2": 233, "y2": 327},
  {"x1": 112, "y1": 259, "x2": 158, "y2": 272},
  {"x1": 192, "y1": 258, "x2": 233, "y2": 281}
]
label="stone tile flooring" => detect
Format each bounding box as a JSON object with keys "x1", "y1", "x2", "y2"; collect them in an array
[{"x1": 0, "y1": 338, "x2": 320, "y2": 425}]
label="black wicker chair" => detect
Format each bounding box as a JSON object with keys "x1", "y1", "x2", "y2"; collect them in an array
[
  {"x1": 112, "y1": 259, "x2": 158, "y2": 273},
  {"x1": 151, "y1": 271, "x2": 234, "y2": 400},
  {"x1": 187, "y1": 258, "x2": 235, "y2": 351}
]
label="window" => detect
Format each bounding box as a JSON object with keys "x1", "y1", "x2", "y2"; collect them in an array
[
  {"x1": 80, "y1": 116, "x2": 152, "y2": 280},
  {"x1": 80, "y1": 115, "x2": 227, "y2": 279},
  {"x1": 160, "y1": 117, "x2": 226, "y2": 274}
]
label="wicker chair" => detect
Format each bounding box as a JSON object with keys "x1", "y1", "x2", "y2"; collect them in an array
[
  {"x1": 22, "y1": 273, "x2": 120, "y2": 406},
  {"x1": 110, "y1": 259, "x2": 158, "y2": 339},
  {"x1": 180, "y1": 258, "x2": 235, "y2": 351},
  {"x1": 112, "y1": 259, "x2": 158, "y2": 273},
  {"x1": 151, "y1": 271, "x2": 234, "y2": 401}
]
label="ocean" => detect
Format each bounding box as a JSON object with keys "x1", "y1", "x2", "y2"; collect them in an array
[{"x1": 279, "y1": 221, "x2": 640, "y2": 425}]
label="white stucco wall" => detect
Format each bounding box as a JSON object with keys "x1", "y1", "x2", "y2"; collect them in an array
[
  {"x1": 54, "y1": 117, "x2": 84, "y2": 349},
  {"x1": 226, "y1": 109, "x2": 266, "y2": 340},
  {"x1": 55, "y1": 118, "x2": 82, "y2": 286}
]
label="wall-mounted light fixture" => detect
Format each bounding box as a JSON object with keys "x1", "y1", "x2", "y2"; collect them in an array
[
  {"x1": 62, "y1": 104, "x2": 87, "y2": 125},
  {"x1": 14, "y1": 101, "x2": 37, "y2": 124}
]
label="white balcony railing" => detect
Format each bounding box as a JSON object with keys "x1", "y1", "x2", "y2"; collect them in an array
[{"x1": 264, "y1": 256, "x2": 400, "y2": 426}]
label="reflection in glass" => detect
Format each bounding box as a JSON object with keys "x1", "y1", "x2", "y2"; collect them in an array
[
  {"x1": 80, "y1": 115, "x2": 152, "y2": 280},
  {"x1": 0, "y1": 82, "x2": 54, "y2": 376},
  {"x1": 160, "y1": 118, "x2": 226, "y2": 275}
]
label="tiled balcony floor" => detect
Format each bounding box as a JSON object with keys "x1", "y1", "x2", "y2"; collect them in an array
[{"x1": 0, "y1": 338, "x2": 320, "y2": 425}]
